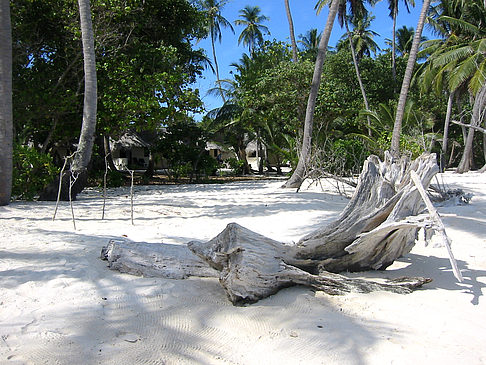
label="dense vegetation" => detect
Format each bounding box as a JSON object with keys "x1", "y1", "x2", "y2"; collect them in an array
[{"x1": 2, "y1": 0, "x2": 485, "y2": 201}]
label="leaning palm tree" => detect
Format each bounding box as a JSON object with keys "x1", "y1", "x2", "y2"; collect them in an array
[
  {"x1": 390, "y1": 0, "x2": 431, "y2": 159},
  {"x1": 70, "y1": 0, "x2": 98, "y2": 196},
  {"x1": 0, "y1": 0, "x2": 12, "y2": 205},
  {"x1": 283, "y1": 0, "x2": 340, "y2": 188},
  {"x1": 41, "y1": 0, "x2": 98, "y2": 200},
  {"x1": 284, "y1": 0, "x2": 299, "y2": 62},
  {"x1": 199, "y1": 0, "x2": 234, "y2": 102},
  {"x1": 234, "y1": 5, "x2": 270, "y2": 55}
]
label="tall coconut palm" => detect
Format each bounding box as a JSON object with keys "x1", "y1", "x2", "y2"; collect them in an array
[
  {"x1": 390, "y1": 0, "x2": 431, "y2": 159},
  {"x1": 283, "y1": 0, "x2": 340, "y2": 188},
  {"x1": 0, "y1": 0, "x2": 12, "y2": 205},
  {"x1": 326, "y1": 1, "x2": 377, "y2": 136},
  {"x1": 386, "y1": 0, "x2": 415, "y2": 84},
  {"x1": 284, "y1": 0, "x2": 298, "y2": 62},
  {"x1": 234, "y1": 5, "x2": 270, "y2": 55},
  {"x1": 199, "y1": 0, "x2": 234, "y2": 102}
]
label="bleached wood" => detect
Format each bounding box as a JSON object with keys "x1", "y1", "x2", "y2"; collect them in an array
[
  {"x1": 410, "y1": 170, "x2": 463, "y2": 282},
  {"x1": 188, "y1": 223, "x2": 431, "y2": 304},
  {"x1": 102, "y1": 153, "x2": 439, "y2": 304},
  {"x1": 291, "y1": 153, "x2": 439, "y2": 272},
  {"x1": 101, "y1": 240, "x2": 218, "y2": 279}
]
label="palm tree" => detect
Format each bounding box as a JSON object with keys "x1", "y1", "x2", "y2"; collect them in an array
[
  {"x1": 390, "y1": 0, "x2": 431, "y2": 159},
  {"x1": 70, "y1": 0, "x2": 98, "y2": 197},
  {"x1": 386, "y1": 25, "x2": 427, "y2": 56},
  {"x1": 395, "y1": 25, "x2": 415, "y2": 56},
  {"x1": 0, "y1": 0, "x2": 12, "y2": 205},
  {"x1": 329, "y1": 2, "x2": 378, "y2": 136},
  {"x1": 284, "y1": 0, "x2": 298, "y2": 62},
  {"x1": 234, "y1": 5, "x2": 270, "y2": 55},
  {"x1": 283, "y1": 0, "x2": 340, "y2": 188},
  {"x1": 298, "y1": 28, "x2": 322, "y2": 60},
  {"x1": 338, "y1": 13, "x2": 380, "y2": 60},
  {"x1": 418, "y1": 0, "x2": 486, "y2": 171},
  {"x1": 199, "y1": 0, "x2": 234, "y2": 102},
  {"x1": 386, "y1": 0, "x2": 415, "y2": 84}
]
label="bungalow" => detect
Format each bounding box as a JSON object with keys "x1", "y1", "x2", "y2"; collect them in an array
[
  {"x1": 110, "y1": 131, "x2": 151, "y2": 169},
  {"x1": 206, "y1": 141, "x2": 236, "y2": 163}
]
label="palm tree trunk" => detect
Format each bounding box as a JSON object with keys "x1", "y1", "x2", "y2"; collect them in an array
[
  {"x1": 65, "y1": 0, "x2": 98, "y2": 199},
  {"x1": 482, "y1": 128, "x2": 486, "y2": 172},
  {"x1": 211, "y1": 30, "x2": 226, "y2": 103},
  {"x1": 284, "y1": 0, "x2": 298, "y2": 63},
  {"x1": 391, "y1": 9, "x2": 397, "y2": 89},
  {"x1": 390, "y1": 0, "x2": 430, "y2": 159},
  {"x1": 282, "y1": 0, "x2": 339, "y2": 189},
  {"x1": 103, "y1": 134, "x2": 117, "y2": 171},
  {"x1": 457, "y1": 84, "x2": 486, "y2": 173},
  {"x1": 440, "y1": 91, "x2": 454, "y2": 172},
  {"x1": 0, "y1": 0, "x2": 12, "y2": 205},
  {"x1": 345, "y1": 18, "x2": 372, "y2": 137}
]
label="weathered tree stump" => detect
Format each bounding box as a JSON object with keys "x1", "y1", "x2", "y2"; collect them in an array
[
  {"x1": 187, "y1": 223, "x2": 431, "y2": 304},
  {"x1": 102, "y1": 153, "x2": 438, "y2": 304}
]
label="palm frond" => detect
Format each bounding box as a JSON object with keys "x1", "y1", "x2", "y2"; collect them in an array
[{"x1": 448, "y1": 53, "x2": 481, "y2": 91}]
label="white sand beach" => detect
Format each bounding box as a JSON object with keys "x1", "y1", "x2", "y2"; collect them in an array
[{"x1": 1, "y1": 172, "x2": 485, "y2": 364}]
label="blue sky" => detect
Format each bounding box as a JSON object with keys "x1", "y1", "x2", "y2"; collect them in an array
[{"x1": 193, "y1": 0, "x2": 430, "y2": 119}]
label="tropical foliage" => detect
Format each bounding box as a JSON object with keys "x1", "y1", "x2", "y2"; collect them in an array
[{"x1": 2, "y1": 0, "x2": 486, "y2": 202}]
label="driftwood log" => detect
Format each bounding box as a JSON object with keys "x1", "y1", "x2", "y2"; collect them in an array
[{"x1": 102, "y1": 153, "x2": 438, "y2": 304}]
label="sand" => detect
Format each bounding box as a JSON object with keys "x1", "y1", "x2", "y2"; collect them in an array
[{"x1": 0, "y1": 172, "x2": 485, "y2": 364}]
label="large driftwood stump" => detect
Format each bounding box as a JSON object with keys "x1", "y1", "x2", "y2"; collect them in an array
[
  {"x1": 187, "y1": 223, "x2": 431, "y2": 304},
  {"x1": 102, "y1": 153, "x2": 438, "y2": 304}
]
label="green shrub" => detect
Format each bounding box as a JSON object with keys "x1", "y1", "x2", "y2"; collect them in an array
[
  {"x1": 225, "y1": 157, "x2": 245, "y2": 176},
  {"x1": 12, "y1": 145, "x2": 59, "y2": 200}
]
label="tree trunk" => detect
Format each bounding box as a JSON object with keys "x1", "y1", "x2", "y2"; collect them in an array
[
  {"x1": 456, "y1": 85, "x2": 486, "y2": 173},
  {"x1": 284, "y1": 0, "x2": 298, "y2": 63},
  {"x1": 211, "y1": 30, "x2": 226, "y2": 103},
  {"x1": 282, "y1": 0, "x2": 339, "y2": 189},
  {"x1": 483, "y1": 127, "x2": 486, "y2": 172},
  {"x1": 103, "y1": 153, "x2": 438, "y2": 305},
  {"x1": 390, "y1": 0, "x2": 430, "y2": 159},
  {"x1": 103, "y1": 134, "x2": 117, "y2": 171},
  {"x1": 238, "y1": 148, "x2": 250, "y2": 175},
  {"x1": 144, "y1": 153, "x2": 155, "y2": 179},
  {"x1": 40, "y1": 0, "x2": 97, "y2": 201},
  {"x1": 0, "y1": 0, "x2": 12, "y2": 206},
  {"x1": 71, "y1": 0, "x2": 97, "y2": 179},
  {"x1": 391, "y1": 8, "x2": 397, "y2": 90},
  {"x1": 440, "y1": 92, "x2": 454, "y2": 172},
  {"x1": 345, "y1": 18, "x2": 372, "y2": 137}
]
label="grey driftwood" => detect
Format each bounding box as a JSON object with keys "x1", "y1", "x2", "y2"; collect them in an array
[{"x1": 102, "y1": 153, "x2": 438, "y2": 304}]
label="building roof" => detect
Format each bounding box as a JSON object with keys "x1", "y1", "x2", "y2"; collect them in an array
[{"x1": 110, "y1": 131, "x2": 150, "y2": 150}]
